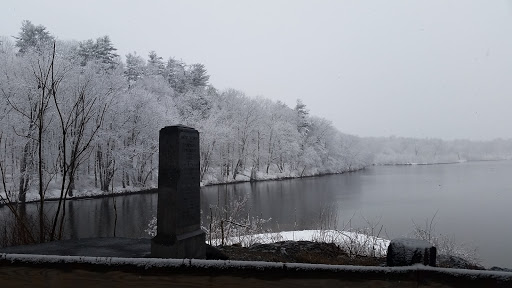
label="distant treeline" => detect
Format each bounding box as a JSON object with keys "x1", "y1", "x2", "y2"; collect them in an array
[{"x1": 364, "y1": 137, "x2": 512, "y2": 165}]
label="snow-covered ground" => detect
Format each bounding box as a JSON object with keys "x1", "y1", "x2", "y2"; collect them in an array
[
  {"x1": 200, "y1": 167, "x2": 349, "y2": 186},
  {"x1": 383, "y1": 160, "x2": 468, "y2": 166},
  {"x1": 0, "y1": 185, "x2": 157, "y2": 205},
  {"x1": 0, "y1": 167, "x2": 351, "y2": 206}
]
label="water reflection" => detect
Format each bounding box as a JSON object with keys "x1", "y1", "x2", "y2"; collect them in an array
[
  {"x1": 1, "y1": 173, "x2": 364, "y2": 241},
  {"x1": 2, "y1": 161, "x2": 512, "y2": 267},
  {"x1": 201, "y1": 174, "x2": 364, "y2": 231},
  {"x1": 57, "y1": 194, "x2": 158, "y2": 239}
]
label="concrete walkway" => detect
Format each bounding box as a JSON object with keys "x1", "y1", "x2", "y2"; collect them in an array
[{"x1": 0, "y1": 237, "x2": 151, "y2": 258}]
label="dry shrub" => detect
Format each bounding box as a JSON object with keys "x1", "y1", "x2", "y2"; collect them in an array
[{"x1": 411, "y1": 212, "x2": 480, "y2": 266}]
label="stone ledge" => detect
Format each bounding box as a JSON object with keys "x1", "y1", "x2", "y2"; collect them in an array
[{"x1": 1, "y1": 253, "x2": 512, "y2": 288}]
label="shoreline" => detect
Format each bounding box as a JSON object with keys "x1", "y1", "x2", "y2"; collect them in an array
[
  {"x1": 0, "y1": 169, "x2": 364, "y2": 207},
  {"x1": 0, "y1": 159, "x2": 510, "y2": 208},
  {"x1": 2, "y1": 158, "x2": 509, "y2": 207},
  {"x1": 379, "y1": 158, "x2": 509, "y2": 166}
]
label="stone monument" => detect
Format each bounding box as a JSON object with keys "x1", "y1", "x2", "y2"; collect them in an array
[{"x1": 151, "y1": 125, "x2": 206, "y2": 259}]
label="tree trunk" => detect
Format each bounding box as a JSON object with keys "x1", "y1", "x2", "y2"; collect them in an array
[{"x1": 18, "y1": 141, "x2": 31, "y2": 204}]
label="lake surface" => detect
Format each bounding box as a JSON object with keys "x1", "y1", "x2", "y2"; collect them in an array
[{"x1": 1, "y1": 160, "x2": 511, "y2": 267}]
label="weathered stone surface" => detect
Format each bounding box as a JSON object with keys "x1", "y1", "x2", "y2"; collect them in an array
[
  {"x1": 386, "y1": 238, "x2": 436, "y2": 267},
  {"x1": 151, "y1": 125, "x2": 205, "y2": 259}
]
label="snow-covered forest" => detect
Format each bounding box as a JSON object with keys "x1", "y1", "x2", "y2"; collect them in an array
[
  {"x1": 0, "y1": 21, "x2": 374, "y2": 206},
  {"x1": 1, "y1": 21, "x2": 511, "y2": 206}
]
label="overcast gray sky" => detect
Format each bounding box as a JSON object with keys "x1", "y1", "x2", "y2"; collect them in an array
[{"x1": 2, "y1": 0, "x2": 512, "y2": 141}]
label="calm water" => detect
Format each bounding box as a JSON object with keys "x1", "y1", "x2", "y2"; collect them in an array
[{"x1": 1, "y1": 161, "x2": 511, "y2": 267}]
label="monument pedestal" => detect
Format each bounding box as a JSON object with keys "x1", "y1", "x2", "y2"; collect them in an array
[
  {"x1": 151, "y1": 230, "x2": 205, "y2": 259},
  {"x1": 151, "y1": 125, "x2": 206, "y2": 259}
]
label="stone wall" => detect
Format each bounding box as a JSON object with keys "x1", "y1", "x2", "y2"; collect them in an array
[{"x1": 1, "y1": 254, "x2": 511, "y2": 288}]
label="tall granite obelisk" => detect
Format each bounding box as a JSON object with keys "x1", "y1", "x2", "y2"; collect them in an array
[{"x1": 151, "y1": 125, "x2": 206, "y2": 258}]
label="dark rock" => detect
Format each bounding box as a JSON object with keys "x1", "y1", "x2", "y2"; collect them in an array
[
  {"x1": 387, "y1": 238, "x2": 436, "y2": 267},
  {"x1": 206, "y1": 244, "x2": 228, "y2": 260},
  {"x1": 249, "y1": 241, "x2": 342, "y2": 257},
  {"x1": 490, "y1": 266, "x2": 512, "y2": 272}
]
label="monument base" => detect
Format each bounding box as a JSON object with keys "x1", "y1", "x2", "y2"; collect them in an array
[{"x1": 151, "y1": 229, "x2": 206, "y2": 259}]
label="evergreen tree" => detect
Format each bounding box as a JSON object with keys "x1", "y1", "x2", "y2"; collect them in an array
[
  {"x1": 147, "y1": 51, "x2": 165, "y2": 76},
  {"x1": 187, "y1": 63, "x2": 210, "y2": 87},
  {"x1": 295, "y1": 99, "x2": 311, "y2": 137},
  {"x1": 14, "y1": 20, "x2": 55, "y2": 55},
  {"x1": 165, "y1": 57, "x2": 187, "y2": 93},
  {"x1": 78, "y1": 39, "x2": 95, "y2": 66},
  {"x1": 95, "y1": 36, "x2": 118, "y2": 67},
  {"x1": 77, "y1": 35, "x2": 118, "y2": 67},
  {"x1": 125, "y1": 52, "x2": 145, "y2": 86}
]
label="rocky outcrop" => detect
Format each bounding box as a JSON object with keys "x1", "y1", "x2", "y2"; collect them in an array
[{"x1": 386, "y1": 238, "x2": 436, "y2": 267}]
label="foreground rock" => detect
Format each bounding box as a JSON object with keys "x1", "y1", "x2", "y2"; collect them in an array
[{"x1": 387, "y1": 238, "x2": 436, "y2": 267}]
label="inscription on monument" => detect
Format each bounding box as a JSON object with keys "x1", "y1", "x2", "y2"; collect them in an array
[{"x1": 179, "y1": 132, "x2": 200, "y2": 229}]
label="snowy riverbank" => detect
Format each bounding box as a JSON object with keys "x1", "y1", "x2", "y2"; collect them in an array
[
  {"x1": 0, "y1": 168, "x2": 362, "y2": 206},
  {"x1": 2, "y1": 159, "x2": 507, "y2": 207}
]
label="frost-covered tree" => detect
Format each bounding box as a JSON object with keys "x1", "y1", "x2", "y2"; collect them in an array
[
  {"x1": 78, "y1": 36, "x2": 118, "y2": 67},
  {"x1": 77, "y1": 39, "x2": 96, "y2": 66},
  {"x1": 14, "y1": 20, "x2": 55, "y2": 55},
  {"x1": 165, "y1": 57, "x2": 187, "y2": 93},
  {"x1": 187, "y1": 63, "x2": 210, "y2": 88},
  {"x1": 95, "y1": 36, "x2": 118, "y2": 66},
  {"x1": 0, "y1": 36, "x2": 8, "y2": 53},
  {"x1": 0, "y1": 39, "x2": 36, "y2": 203},
  {"x1": 115, "y1": 78, "x2": 179, "y2": 189},
  {"x1": 295, "y1": 99, "x2": 311, "y2": 137},
  {"x1": 125, "y1": 52, "x2": 145, "y2": 86},
  {"x1": 175, "y1": 88, "x2": 214, "y2": 125},
  {"x1": 147, "y1": 51, "x2": 165, "y2": 77}
]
